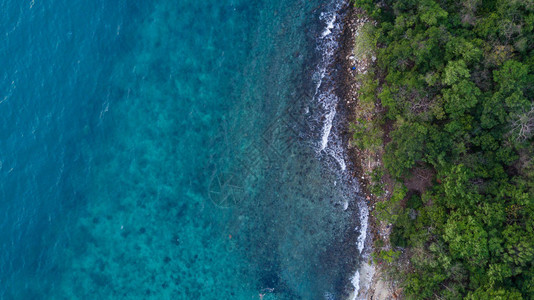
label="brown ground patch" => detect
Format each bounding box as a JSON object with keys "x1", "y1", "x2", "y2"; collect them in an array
[{"x1": 403, "y1": 166, "x2": 434, "y2": 195}]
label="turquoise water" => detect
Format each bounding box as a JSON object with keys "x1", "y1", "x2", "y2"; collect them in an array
[{"x1": 1, "y1": 0, "x2": 366, "y2": 299}]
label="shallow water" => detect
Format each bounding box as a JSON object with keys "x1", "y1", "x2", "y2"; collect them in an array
[{"x1": 0, "y1": 0, "x2": 366, "y2": 299}]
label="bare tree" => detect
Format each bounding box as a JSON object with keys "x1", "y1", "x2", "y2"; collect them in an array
[
  {"x1": 461, "y1": 0, "x2": 480, "y2": 26},
  {"x1": 510, "y1": 103, "x2": 534, "y2": 142}
]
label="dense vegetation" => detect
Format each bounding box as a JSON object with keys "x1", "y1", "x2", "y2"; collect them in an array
[{"x1": 352, "y1": 0, "x2": 534, "y2": 298}]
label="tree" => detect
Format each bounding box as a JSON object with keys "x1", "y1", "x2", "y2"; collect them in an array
[
  {"x1": 442, "y1": 79, "x2": 481, "y2": 119},
  {"x1": 384, "y1": 121, "x2": 427, "y2": 178},
  {"x1": 466, "y1": 286, "x2": 524, "y2": 300},
  {"x1": 443, "y1": 60, "x2": 470, "y2": 85},
  {"x1": 418, "y1": 0, "x2": 448, "y2": 26},
  {"x1": 444, "y1": 214, "x2": 489, "y2": 268},
  {"x1": 502, "y1": 226, "x2": 534, "y2": 275},
  {"x1": 440, "y1": 164, "x2": 478, "y2": 210}
]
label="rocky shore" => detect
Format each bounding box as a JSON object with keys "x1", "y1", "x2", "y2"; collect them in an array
[{"x1": 335, "y1": 4, "x2": 400, "y2": 300}]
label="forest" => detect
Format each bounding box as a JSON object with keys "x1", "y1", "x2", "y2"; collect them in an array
[{"x1": 351, "y1": 0, "x2": 534, "y2": 298}]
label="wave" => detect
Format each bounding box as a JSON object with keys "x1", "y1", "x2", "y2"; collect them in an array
[
  {"x1": 310, "y1": 1, "x2": 371, "y2": 298},
  {"x1": 320, "y1": 95, "x2": 336, "y2": 151},
  {"x1": 313, "y1": 0, "x2": 345, "y2": 163}
]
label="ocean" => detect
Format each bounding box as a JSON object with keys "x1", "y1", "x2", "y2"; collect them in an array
[{"x1": 0, "y1": 0, "x2": 368, "y2": 298}]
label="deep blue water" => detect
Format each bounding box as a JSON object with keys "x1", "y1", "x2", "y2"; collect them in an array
[{"x1": 0, "y1": 0, "x2": 367, "y2": 299}]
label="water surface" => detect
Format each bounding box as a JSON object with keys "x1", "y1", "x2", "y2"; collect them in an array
[{"x1": 0, "y1": 0, "x2": 365, "y2": 298}]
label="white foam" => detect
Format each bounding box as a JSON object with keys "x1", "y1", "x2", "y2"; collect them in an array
[
  {"x1": 313, "y1": 67, "x2": 327, "y2": 97},
  {"x1": 349, "y1": 271, "x2": 360, "y2": 300},
  {"x1": 326, "y1": 147, "x2": 346, "y2": 171},
  {"x1": 357, "y1": 204, "x2": 369, "y2": 253},
  {"x1": 352, "y1": 262, "x2": 376, "y2": 300},
  {"x1": 320, "y1": 103, "x2": 336, "y2": 150},
  {"x1": 336, "y1": 155, "x2": 346, "y2": 171},
  {"x1": 321, "y1": 14, "x2": 336, "y2": 37}
]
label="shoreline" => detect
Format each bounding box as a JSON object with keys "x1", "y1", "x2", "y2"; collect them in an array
[
  {"x1": 334, "y1": 4, "x2": 398, "y2": 299},
  {"x1": 316, "y1": 3, "x2": 370, "y2": 298}
]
